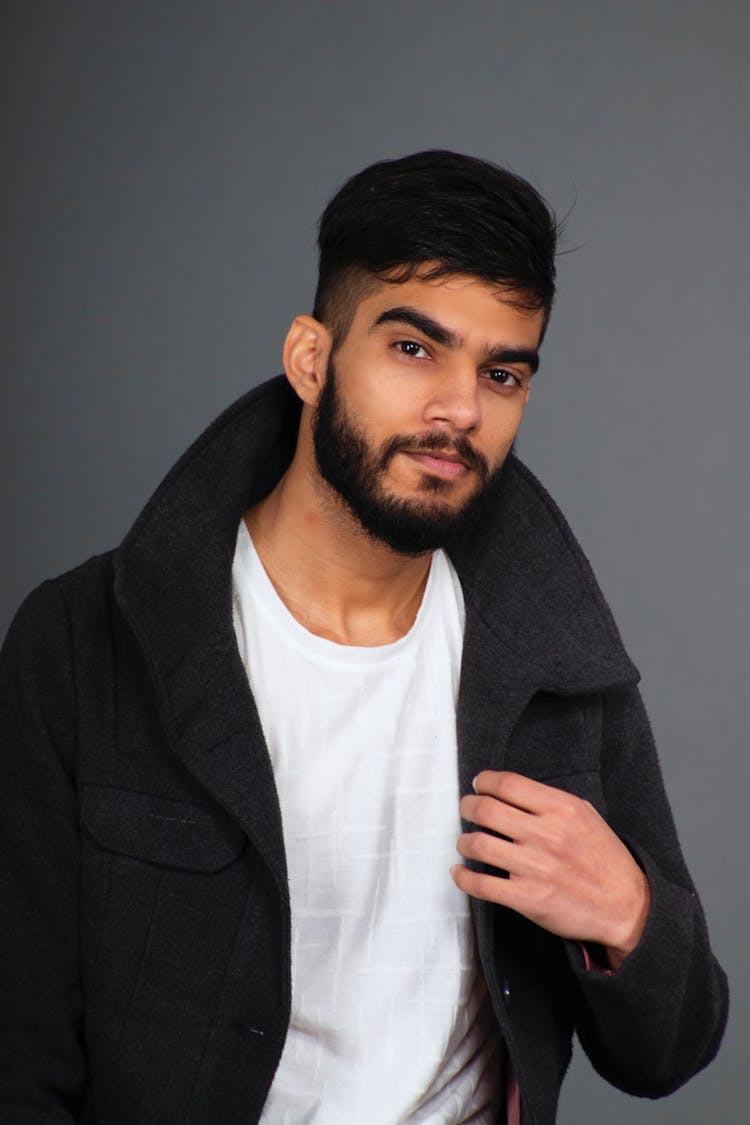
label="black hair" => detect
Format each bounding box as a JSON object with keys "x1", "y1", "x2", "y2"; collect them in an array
[{"x1": 312, "y1": 149, "x2": 559, "y2": 344}]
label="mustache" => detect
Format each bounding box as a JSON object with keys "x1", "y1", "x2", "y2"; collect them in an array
[{"x1": 378, "y1": 432, "x2": 490, "y2": 480}]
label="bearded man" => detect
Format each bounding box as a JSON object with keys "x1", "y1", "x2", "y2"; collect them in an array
[{"x1": 0, "y1": 151, "x2": 727, "y2": 1125}]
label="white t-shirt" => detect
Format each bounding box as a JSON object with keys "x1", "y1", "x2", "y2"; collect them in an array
[{"x1": 232, "y1": 522, "x2": 502, "y2": 1123}]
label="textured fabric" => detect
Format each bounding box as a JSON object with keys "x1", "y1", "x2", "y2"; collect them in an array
[
  {"x1": 0, "y1": 376, "x2": 728, "y2": 1125},
  {"x1": 233, "y1": 528, "x2": 501, "y2": 1123}
]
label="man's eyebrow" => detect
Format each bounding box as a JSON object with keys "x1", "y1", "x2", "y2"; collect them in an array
[
  {"x1": 371, "y1": 306, "x2": 539, "y2": 375},
  {"x1": 371, "y1": 307, "x2": 459, "y2": 349},
  {"x1": 482, "y1": 345, "x2": 539, "y2": 375}
]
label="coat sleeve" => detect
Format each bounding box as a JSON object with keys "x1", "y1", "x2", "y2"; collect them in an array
[
  {"x1": 0, "y1": 582, "x2": 85, "y2": 1121},
  {"x1": 565, "y1": 684, "x2": 728, "y2": 1096}
]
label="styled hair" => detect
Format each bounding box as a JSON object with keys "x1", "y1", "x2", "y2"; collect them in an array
[{"x1": 313, "y1": 149, "x2": 559, "y2": 344}]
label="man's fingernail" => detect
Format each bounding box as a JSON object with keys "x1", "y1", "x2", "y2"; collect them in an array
[{"x1": 472, "y1": 775, "x2": 479, "y2": 793}]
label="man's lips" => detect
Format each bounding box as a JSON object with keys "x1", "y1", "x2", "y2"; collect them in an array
[
  {"x1": 404, "y1": 450, "x2": 469, "y2": 479},
  {"x1": 380, "y1": 433, "x2": 489, "y2": 482}
]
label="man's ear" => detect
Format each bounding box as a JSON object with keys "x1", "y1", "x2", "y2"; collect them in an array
[{"x1": 282, "y1": 315, "x2": 332, "y2": 405}]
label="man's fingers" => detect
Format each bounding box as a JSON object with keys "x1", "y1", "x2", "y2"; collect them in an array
[
  {"x1": 454, "y1": 775, "x2": 652, "y2": 955},
  {"x1": 457, "y1": 828, "x2": 561, "y2": 884},
  {"x1": 450, "y1": 863, "x2": 516, "y2": 909},
  {"x1": 459, "y1": 793, "x2": 527, "y2": 838},
  {"x1": 456, "y1": 829, "x2": 515, "y2": 873},
  {"x1": 471, "y1": 769, "x2": 565, "y2": 814}
]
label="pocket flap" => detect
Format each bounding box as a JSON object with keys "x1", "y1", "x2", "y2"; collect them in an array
[{"x1": 80, "y1": 785, "x2": 246, "y2": 872}]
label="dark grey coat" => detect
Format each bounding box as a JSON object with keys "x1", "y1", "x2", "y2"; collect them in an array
[{"x1": 0, "y1": 376, "x2": 728, "y2": 1124}]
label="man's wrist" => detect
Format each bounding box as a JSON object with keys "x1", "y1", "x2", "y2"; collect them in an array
[{"x1": 603, "y1": 868, "x2": 651, "y2": 971}]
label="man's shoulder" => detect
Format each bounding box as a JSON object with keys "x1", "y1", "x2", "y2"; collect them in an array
[
  {"x1": 42, "y1": 550, "x2": 117, "y2": 605},
  {"x1": 4, "y1": 552, "x2": 117, "y2": 649},
  {"x1": 0, "y1": 555, "x2": 118, "y2": 759}
]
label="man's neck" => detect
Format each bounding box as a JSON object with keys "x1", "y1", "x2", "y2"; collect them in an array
[{"x1": 243, "y1": 461, "x2": 433, "y2": 648}]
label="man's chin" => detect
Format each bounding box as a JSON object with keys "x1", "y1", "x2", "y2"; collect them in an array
[
  {"x1": 373, "y1": 481, "x2": 468, "y2": 517},
  {"x1": 351, "y1": 493, "x2": 480, "y2": 556}
]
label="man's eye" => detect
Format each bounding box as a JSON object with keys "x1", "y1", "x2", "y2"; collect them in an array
[
  {"x1": 485, "y1": 368, "x2": 522, "y2": 389},
  {"x1": 395, "y1": 340, "x2": 429, "y2": 359}
]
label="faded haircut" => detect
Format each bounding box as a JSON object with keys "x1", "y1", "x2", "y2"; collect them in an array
[{"x1": 312, "y1": 150, "x2": 560, "y2": 346}]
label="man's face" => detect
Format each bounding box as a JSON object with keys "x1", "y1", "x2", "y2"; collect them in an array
[{"x1": 312, "y1": 271, "x2": 544, "y2": 555}]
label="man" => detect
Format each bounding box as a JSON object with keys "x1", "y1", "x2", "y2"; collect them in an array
[{"x1": 0, "y1": 151, "x2": 727, "y2": 1124}]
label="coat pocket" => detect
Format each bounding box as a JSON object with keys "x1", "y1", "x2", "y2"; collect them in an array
[
  {"x1": 79, "y1": 783, "x2": 254, "y2": 1068},
  {"x1": 80, "y1": 784, "x2": 246, "y2": 872}
]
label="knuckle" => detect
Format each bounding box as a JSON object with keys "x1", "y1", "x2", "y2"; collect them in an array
[
  {"x1": 476, "y1": 795, "x2": 498, "y2": 823},
  {"x1": 457, "y1": 832, "x2": 478, "y2": 859},
  {"x1": 466, "y1": 831, "x2": 494, "y2": 863},
  {"x1": 543, "y1": 823, "x2": 567, "y2": 854},
  {"x1": 465, "y1": 795, "x2": 496, "y2": 827},
  {"x1": 559, "y1": 795, "x2": 580, "y2": 822},
  {"x1": 493, "y1": 770, "x2": 515, "y2": 796}
]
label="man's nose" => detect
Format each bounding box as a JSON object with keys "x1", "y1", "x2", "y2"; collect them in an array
[{"x1": 423, "y1": 367, "x2": 481, "y2": 432}]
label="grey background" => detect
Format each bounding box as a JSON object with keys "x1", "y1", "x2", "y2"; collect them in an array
[{"x1": 2, "y1": 2, "x2": 748, "y2": 1121}]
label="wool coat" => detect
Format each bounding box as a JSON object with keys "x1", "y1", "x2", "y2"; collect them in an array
[{"x1": 0, "y1": 376, "x2": 728, "y2": 1125}]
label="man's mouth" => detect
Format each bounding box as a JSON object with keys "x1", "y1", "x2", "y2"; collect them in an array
[
  {"x1": 378, "y1": 433, "x2": 489, "y2": 482},
  {"x1": 404, "y1": 449, "x2": 469, "y2": 479}
]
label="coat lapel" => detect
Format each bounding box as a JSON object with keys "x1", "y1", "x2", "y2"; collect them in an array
[
  {"x1": 450, "y1": 453, "x2": 639, "y2": 795},
  {"x1": 113, "y1": 377, "x2": 300, "y2": 884},
  {"x1": 455, "y1": 608, "x2": 539, "y2": 797}
]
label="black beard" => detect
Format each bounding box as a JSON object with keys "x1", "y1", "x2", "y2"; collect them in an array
[{"x1": 312, "y1": 357, "x2": 505, "y2": 556}]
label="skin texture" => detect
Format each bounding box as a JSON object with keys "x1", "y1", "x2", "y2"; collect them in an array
[{"x1": 245, "y1": 268, "x2": 651, "y2": 967}]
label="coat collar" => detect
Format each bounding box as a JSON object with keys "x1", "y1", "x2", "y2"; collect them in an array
[
  {"x1": 447, "y1": 455, "x2": 638, "y2": 696},
  {"x1": 114, "y1": 376, "x2": 638, "y2": 869},
  {"x1": 114, "y1": 377, "x2": 301, "y2": 885},
  {"x1": 115, "y1": 377, "x2": 302, "y2": 752}
]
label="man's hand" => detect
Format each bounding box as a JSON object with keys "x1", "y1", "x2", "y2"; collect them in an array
[{"x1": 451, "y1": 770, "x2": 651, "y2": 970}]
